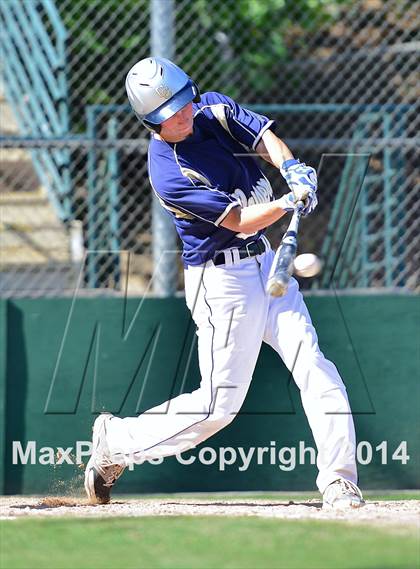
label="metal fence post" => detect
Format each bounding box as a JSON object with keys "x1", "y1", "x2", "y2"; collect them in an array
[
  {"x1": 86, "y1": 107, "x2": 101, "y2": 288},
  {"x1": 151, "y1": 0, "x2": 178, "y2": 296},
  {"x1": 107, "y1": 117, "x2": 121, "y2": 290}
]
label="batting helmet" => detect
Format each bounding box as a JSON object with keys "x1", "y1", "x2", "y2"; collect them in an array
[{"x1": 125, "y1": 57, "x2": 200, "y2": 132}]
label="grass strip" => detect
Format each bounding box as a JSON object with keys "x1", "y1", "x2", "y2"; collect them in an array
[{"x1": 1, "y1": 516, "x2": 418, "y2": 569}]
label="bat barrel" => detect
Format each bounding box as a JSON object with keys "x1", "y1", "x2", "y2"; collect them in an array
[
  {"x1": 266, "y1": 242, "x2": 297, "y2": 296},
  {"x1": 266, "y1": 202, "x2": 304, "y2": 298},
  {"x1": 266, "y1": 272, "x2": 290, "y2": 297}
]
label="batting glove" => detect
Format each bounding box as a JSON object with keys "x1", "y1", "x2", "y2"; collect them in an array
[
  {"x1": 276, "y1": 191, "x2": 297, "y2": 212},
  {"x1": 280, "y1": 159, "x2": 318, "y2": 216}
]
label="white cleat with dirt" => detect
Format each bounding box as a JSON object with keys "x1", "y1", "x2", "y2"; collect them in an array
[
  {"x1": 84, "y1": 413, "x2": 125, "y2": 504},
  {"x1": 323, "y1": 478, "x2": 365, "y2": 510}
]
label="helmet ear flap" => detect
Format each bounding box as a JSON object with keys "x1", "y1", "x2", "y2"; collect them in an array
[
  {"x1": 192, "y1": 82, "x2": 201, "y2": 103},
  {"x1": 143, "y1": 120, "x2": 161, "y2": 134},
  {"x1": 134, "y1": 111, "x2": 161, "y2": 133}
]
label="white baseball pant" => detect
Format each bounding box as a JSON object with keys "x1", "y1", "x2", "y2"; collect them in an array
[{"x1": 105, "y1": 241, "x2": 357, "y2": 493}]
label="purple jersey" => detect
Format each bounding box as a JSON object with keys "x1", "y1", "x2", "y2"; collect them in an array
[{"x1": 148, "y1": 92, "x2": 276, "y2": 266}]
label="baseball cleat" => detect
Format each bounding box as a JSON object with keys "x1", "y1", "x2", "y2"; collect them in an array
[
  {"x1": 84, "y1": 413, "x2": 125, "y2": 504},
  {"x1": 323, "y1": 478, "x2": 365, "y2": 510}
]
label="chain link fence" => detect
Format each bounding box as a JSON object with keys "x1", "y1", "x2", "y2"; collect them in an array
[{"x1": 1, "y1": 0, "x2": 419, "y2": 297}]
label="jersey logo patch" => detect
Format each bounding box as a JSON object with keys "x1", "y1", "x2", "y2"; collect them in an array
[{"x1": 232, "y1": 176, "x2": 273, "y2": 207}]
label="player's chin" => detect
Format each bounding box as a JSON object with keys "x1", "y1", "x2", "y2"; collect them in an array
[
  {"x1": 182, "y1": 122, "x2": 193, "y2": 133},
  {"x1": 178, "y1": 127, "x2": 194, "y2": 140}
]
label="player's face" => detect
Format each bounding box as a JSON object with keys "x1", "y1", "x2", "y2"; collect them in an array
[{"x1": 160, "y1": 102, "x2": 194, "y2": 142}]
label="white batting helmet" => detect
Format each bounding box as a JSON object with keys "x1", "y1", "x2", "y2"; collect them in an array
[{"x1": 125, "y1": 57, "x2": 200, "y2": 130}]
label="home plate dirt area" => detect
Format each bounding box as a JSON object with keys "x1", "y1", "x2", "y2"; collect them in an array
[{"x1": 1, "y1": 495, "x2": 419, "y2": 531}]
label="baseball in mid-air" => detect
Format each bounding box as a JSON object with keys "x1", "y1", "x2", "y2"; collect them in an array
[{"x1": 294, "y1": 253, "x2": 323, "y2": 277}]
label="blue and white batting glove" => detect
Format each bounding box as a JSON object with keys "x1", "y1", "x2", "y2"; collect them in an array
[
  {"x1": 277, "y1": 191, "x2": 297, "y2": 212},
  {"x1": 280, "y1": 159, "x2": 318, "y2": 216}
]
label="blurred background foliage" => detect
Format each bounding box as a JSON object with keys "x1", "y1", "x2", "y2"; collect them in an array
[{"x1": 61, "y1": 0, "x2": 355, "y2": 128}]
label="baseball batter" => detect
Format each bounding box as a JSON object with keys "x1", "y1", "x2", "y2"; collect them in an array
[{"x1": 85, "y1": 57, "x2": 364, "y2": 509}]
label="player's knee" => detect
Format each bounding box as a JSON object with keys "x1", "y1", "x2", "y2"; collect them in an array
[
  {"x1": 293, "y1": 357, "x2": 346, "y2": 394},
  {"x1": 204, "y1": 411, "x2": 235, "y2": 433}
]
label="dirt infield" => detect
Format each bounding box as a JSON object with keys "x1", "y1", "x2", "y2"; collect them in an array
[{"x1": 1, "y1": 496, "x2": 419, "y2": 531}]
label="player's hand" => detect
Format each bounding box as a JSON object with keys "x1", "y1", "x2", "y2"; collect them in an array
[
  {"x1": 280, "y1": 159, "x2": 318, "y2": 216},
  {"x1": 299, "y1": 189, "x2": 318, "y2": 216},
  {"x1": 276, "y1": 192, "x2": 297, "y2": 212}
]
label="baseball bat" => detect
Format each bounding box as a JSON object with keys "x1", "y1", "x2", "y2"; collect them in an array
[{"x1": 266, "y1": 201, "x2": 304, "y2": 297}]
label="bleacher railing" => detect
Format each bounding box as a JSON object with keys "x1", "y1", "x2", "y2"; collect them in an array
[{"x1": 0, "y1": 0, "x2": 72, "y2": 221}]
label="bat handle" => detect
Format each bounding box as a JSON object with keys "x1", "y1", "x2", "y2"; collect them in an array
[
  {"x1": 286, "y1": 201, "x2": 304, "y2": 235},
  {"x1": 295, "y1": 200, "x2": 305, "y2": 214}
]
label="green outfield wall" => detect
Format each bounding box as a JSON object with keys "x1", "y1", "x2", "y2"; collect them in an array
[{"x1": 0, "y1": 295, "x2": 419, "y2": 495}]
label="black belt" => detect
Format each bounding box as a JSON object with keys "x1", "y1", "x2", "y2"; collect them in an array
[{"x1": 213, "y1": 239, "x2": 266, "y2": 266}]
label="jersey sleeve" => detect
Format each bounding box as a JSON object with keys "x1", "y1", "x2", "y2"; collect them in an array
[
  {"x1": 203, "y1": 92, "x2": 275, "y2": 150},
  {"x1": 148, "y1": 150, "x2": 240, "y2": 226}
]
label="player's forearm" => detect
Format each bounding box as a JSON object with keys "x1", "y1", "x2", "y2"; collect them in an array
[
  {"x1": 220, "y1": 200, "x2": 288, "y2": 233},
  {"x1": 256, "y1": 129, "x2": 294, "y2": 168}
]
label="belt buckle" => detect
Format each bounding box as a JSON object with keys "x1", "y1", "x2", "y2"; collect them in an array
[{"x1": 245, "y1": 241, "x2": 255, "y2": 257}]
